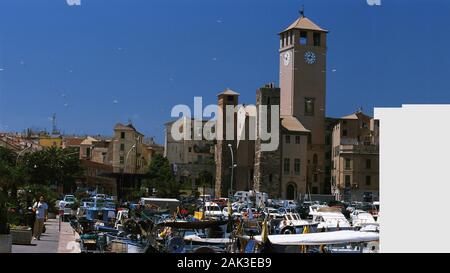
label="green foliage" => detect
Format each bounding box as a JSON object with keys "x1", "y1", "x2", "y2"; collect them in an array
[
  {"x1": 143, "y1": 154, "x2": 180, "y2": 198},
  {"x1": 23, "y1": 147, "x2": 83, "y2": 192}
]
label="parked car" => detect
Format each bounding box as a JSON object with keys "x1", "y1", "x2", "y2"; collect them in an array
[{"x1": 203, "y1": 202, "x2": 223, "y2": 219}]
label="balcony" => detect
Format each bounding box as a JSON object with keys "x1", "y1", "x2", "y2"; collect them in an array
[{"x1": 338, "y1": 144, "x2": 379, "y2": 155}]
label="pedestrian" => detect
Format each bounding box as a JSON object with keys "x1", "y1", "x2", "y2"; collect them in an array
[{"x1": 32, "y1": 195, "x2": 48, "y2": 240}]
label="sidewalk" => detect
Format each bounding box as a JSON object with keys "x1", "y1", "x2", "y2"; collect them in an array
[{"x1": 12, "y1": 217, "x2": 80, "y2": 253}]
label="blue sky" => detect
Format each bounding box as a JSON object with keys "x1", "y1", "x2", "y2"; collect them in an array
[{"x1": 1, "y1": 0, "x2": 450, "y2": 143}]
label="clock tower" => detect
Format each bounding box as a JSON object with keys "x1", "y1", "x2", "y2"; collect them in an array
[{"x1": 279, "y1": 12, "x2": 328, "y2": 193}]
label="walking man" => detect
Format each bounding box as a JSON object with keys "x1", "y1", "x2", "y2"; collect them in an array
[{"x1": 32, "y1": 196, "x2": 48, "y2": 240}]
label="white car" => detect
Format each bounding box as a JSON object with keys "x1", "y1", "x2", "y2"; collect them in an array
[
  {"x1": 222, "y1": 207, "x2": 241, "y2": 218},
  {"x1": 203, "y1": 202, "x2": 223, "y2": 218}
]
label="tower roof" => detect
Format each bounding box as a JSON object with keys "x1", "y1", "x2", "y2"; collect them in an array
[
  {"x1": 218, "y1": 88, "x2": 240, "y2": 96},
  {"x1": 281, "y1": 16, "x2": 328, "y2": 33}
]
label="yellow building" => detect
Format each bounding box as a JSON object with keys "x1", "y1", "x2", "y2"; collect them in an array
[{"x1": 39, "y1": 134, "x2": 63, "y2": 148}]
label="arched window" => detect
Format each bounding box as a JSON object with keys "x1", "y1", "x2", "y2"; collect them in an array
[
  {"x1": 286, "y1": 183, "x2": 297, "y2": 200},
  {"x1": 313, "y1": 154, "x2": 318, "y2": 165}
]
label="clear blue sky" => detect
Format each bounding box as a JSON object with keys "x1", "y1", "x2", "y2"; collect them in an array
[{"x1": 1, "y1": 0, "x2": 450, "y2": 143}]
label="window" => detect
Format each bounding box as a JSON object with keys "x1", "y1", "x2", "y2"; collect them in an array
[
  {"x1": 269, "y1": 174, "x2": 273, "y2": 182},
  {"x1": 313, "y1": 32, "x2": 321, "y2": 46},
  {"x1": 314, "y1": 173, "x2": 318, "y2": 182},
  {"x1": 120, "y1": 132, "x2": 125, "y2": 139},
  {"x1": 227, "y1": 95, "x2": 234, "y2": 102},
  {"x1": 284, "y1": 158, "x2": 290, "y2": 175},
  {"x1": 285, "y1": 135, "x2": 291, "y2": 144},
  {"x1": 188, "y1": 147, "x2": 192, "y2": 153},
  {"x1": 312, "y1": 187, "x2": 318, "y2": 194},
  {"x1": 295, "y1": 135, "x2": 301, "y2": 144},
  {"x1": 299, "y1": 31, "x2": 307, "y2": 45},
  {"x1": 86, "y1": 147, "x2": 91, "y2": 157},
  {"x1": 294, "y1": 159, "x2": 300, "y2": 175},
  {"x1": 343, "y1": 129, "x2": 348, "y2": 137},
  {"x1": 305, "y1": 98, "x2": 315, "y2": 116},
  {"x1": 120, "y1": 143, "x2": 125, "y2": 151},
  {"x1": 345, "y1": 175, "x2": 351, "y2": 188},
  {"x1": 365, "y1": 175, "x2": 371, "y2": 186},
  {"x1": 345, "y1": 158, "x2": 351, "y2": 170},
  {"x1": 366, "y1": 159, "x2": 371, "y2": 169},
  {"x1": 120, "y1": 156, "x2": 124, "y2": 164},
  {"x1": 313, "y1": 154, "x2": 318, "y2": 165}
]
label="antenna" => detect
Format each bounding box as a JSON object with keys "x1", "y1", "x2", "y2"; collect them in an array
[
  {"x1": 51, "y1": 113, "x2": 60, "y2": 135},
  {"x1": 299, "y1": 4, "x2": 305, "y2": 17}
]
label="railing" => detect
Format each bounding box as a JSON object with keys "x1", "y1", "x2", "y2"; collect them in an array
[{"x1": 339, "y1": 144, "x2": 379, "y2": 155}]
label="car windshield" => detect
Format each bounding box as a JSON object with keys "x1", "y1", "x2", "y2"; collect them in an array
[
  {"x1": 65, "y1": 197, "x2": 75, "y2": 202},
  {"x1": 207, "y1": 206, "x2": 220, "y2": 211}
]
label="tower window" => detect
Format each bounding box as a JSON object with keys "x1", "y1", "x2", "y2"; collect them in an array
[
  {"x1": 120, "y1": 143, "x2": 125, "y2": 151},
  {"x1": 313, "y1": 154, "x2": 318, "y2": 165},
  {"x1": 305, "y1": 98, "x2": 315, "y2": 116},
  {"x1": 366, "y1": 159, "x2": 371, "y2": 169},
  {"x1": 120, "y1": 132, "x2": 125, "y2": 139},
  {"x1": 284, "y1": 158, "x2": 290, "y2": 175},
  {"x1": 343, "y1": 129, "x2": 348, "y2": 137},
  {"x1": 313, "y1": 32, "x2": 321, "y2": 46},
  {"x1": 227, "y1": 95, "x2": 234, "y2": 102},
  {"x1": 299, "y1": 31, "x2": 307, "y2": 45},
  {"x1": 345, "y1": 175, "x2": 351, "y2": 188},
  {"x1": 345, "y1": 158, "x2": 351, "y2": 170},
  {"x1": 295, "y1": 135, "x2": 301, "y2": 144},
  {"x1": 365, "y1": 175, "x2": 371, "y2": 186},
  {"x1": 294, "y1": 159, "x2": 300, "y2": 175},
  {"x1": 285, "y1": 135, "x2": 291, "y2": 144}
]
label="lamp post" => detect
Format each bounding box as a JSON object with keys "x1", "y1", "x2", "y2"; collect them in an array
[
  {"x1": 121, "y1": 144, "x2": 136, "y2": 199},
  {"x1": 16, "y1": 144, "x2": 32, "y2": 165},
  {"x1": 227, "y1": 144, "x2": 236, "y2": 198}
]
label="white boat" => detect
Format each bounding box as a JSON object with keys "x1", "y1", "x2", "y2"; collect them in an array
[
  {"x1": 350, "y1": 210, "x2": 379, "y2": 232},
  {"x1": 309, "y1": 206, "x2": 353, "y2": 231},
  {"x1": 251, "y1": 230, "x2": 379, "y2": 253},
  {"x1": 274, "y1": 212, "x2": 318, "y2": 234}
]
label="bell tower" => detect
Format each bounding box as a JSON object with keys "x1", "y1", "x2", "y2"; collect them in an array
[
  {"x1": 279, "y1": 11, "x2": 327, "y2": 145},
  {"x1": 279, "y1": 11, "x2": 328, "y2": 194}
]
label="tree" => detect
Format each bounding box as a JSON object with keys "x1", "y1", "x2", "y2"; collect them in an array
[
  {"x1": 144, "y1": 154, "x2": 179, "y2": 198},
  {"x1": 23, "y1": 147, "x2": 83, "y2": 192}
]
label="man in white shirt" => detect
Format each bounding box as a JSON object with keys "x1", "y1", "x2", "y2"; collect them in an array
[{"x1": 32, "y1": 196, "x2": 48, "y2": 240}]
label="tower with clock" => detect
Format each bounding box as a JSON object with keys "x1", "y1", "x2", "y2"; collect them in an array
[{"x1": 279, "y1": 11, "x2": 328, "y2": 194}]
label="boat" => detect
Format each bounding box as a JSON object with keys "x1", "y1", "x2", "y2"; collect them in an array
[
  {"x1": 238, "y1": 230, "x2": 379, "y2": 253},
  {"x1": 270, "y1": 212, "x2": 318, "y2": 234},
  {"x1": 350, "y1": 210, "x2": 379, "y2": 232},
  {"x1": 309, "y1": 206, "x2": 353, "y2": 231}
]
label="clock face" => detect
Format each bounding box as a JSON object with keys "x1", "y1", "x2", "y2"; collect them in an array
[
  {"x1": 283, "y1": 51, "x2": 291, "y2": 66},
  {"x1": 304, "y1": 51, "x2": 316, "y2": 65}
]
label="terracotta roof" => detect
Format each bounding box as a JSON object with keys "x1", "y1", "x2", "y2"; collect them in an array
[
  {"x1": 340, "y1": 111, "x2": 371, "y2": 120},
  {"x1": 281, "y1": 115, "x2": 310, "y2": 133},
  {"x1": 114, "y1": 123, "x2": 143, "y2": 135},
  {"x1": 114, "y1": 123, "x2": 135, "y2": 131},
  {"x1": 80, "y1": 136, "x2": 98, "y2": 146},
  {"x1": 282, "y1": 16, "x2": 328, "y2": 33},
  {"x1": 218, "y1": 88, "x2": 240, "y2": 96},
  {"x1": 64, "y1": 137, "x2": 84, "y2": 146}
]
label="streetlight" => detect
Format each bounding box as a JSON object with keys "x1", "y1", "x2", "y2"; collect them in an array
[
  {"x1": 16, "y1": 144, "x2": 32, "y2": 165},
  {"x1": 227, "y1": 144, "x2": 236, "y2": 198},
  {"x1": 121, "y1": 144, "x2": 136, "y2": 199}
]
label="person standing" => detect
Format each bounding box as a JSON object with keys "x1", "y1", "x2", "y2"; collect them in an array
[{"x1": 32, "y1": 196, "x2": 48, "y2": 240}]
